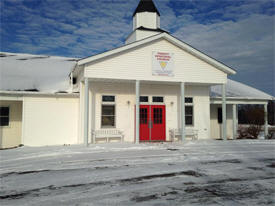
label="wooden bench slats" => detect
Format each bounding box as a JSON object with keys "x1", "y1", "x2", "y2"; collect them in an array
[
  {"x1": 92, "y1": 129, "x2": 124, "y2": 143},
  {"x1": 169, "y1": 128, "x2": 198, "y2": 141}
]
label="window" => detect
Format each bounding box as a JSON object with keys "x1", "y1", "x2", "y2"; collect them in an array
[
  {"x1": 185, "y1": 106, "x2": 193, "y2": 125},
  {"x1": 185, "y1": 97, "x2": 193, "y2": 103},
  {"x1": 0, "y1": 107, "x2": 9, "y2": 126},
  {"x1": 102, "y1": 95, "x2": 115, "y2": 102},
  {"x1": 140, "y1": 96, "x2": 148, "y2": 102},
  {"x1": 140, "y1": 108, "x2": 148, "y2": 124},
  {"x1": 101, "y1": 95, "x2": 115, "y2": 127},
  {"x1": 238, "y1": 104, "x2": 264, "y2": 125},
  {"x1": 218, "y1": 108, "x2": 222, "y2": 124},
  {"x1": 152, "y1": 96, "x2": 164, "y2": 103},
  {"x1": 185, "y1": 97, "x2": 193, "y2": 125},
  {"x1": 153, "y1": 108, "x2": 163, "y2": 124},
  {"x1": 72, "y1": 77, "x2": 77, "y2": 85},
  {"x1": 101, "y1": 105, "x2": 115, "y2": 127}
]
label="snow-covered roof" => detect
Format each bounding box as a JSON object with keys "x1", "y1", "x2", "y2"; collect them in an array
[
  {"x1": 0, "y1": 52, "x2": 78, "y2": 93},
  {"x1": 211, "y1": 79, "x2": 273, "y2": 100},
  {"x1": 0, "y1": 52, "x2": 272, "y2": 100}
]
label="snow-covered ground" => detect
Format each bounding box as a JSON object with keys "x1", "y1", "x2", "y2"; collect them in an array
[{"x1": 0, "y1": 140, "x2": 274, "y2": 206}]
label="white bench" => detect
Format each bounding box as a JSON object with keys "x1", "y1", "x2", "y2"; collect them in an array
[
  {"x1": 92, "y1": 129, "x2": 124, "y2": 143},
  {"x1": 169, "y1": 128, "x2": 198, "y2": 141}
]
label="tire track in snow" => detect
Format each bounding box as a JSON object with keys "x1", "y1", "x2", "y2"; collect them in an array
[{"x1": 0, "y1": 170, "x2": 203, "y2": 200}]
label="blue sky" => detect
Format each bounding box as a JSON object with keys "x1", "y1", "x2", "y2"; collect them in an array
[{"x1": 1, "y1": 0, "x2": 274, "y2": 96}]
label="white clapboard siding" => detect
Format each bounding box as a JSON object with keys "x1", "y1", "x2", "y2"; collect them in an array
[
  {"x1": 89, "y1": 82, "x2": 211, "y2": 142},
  {"x1": 135, "y1": 12, "x2": 159, "y2": 29},
  {"x1": 84, "y1": 39, "x2": 227, "y2": 84},
  {"x1": 22, "y1": 96, "x2": 79, "y2": 146}
]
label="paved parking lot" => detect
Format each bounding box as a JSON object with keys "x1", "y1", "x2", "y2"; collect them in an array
[{"x1": 0, "y1": 140, "x2": 274, "y2": 205}]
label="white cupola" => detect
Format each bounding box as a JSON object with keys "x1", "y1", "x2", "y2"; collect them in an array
[
  {"x1": 132, "y1": 0, "x2": 160, "y2": 30},
  {"x1": 125, "y1": 0, "x2": 167, "y2": 44}
]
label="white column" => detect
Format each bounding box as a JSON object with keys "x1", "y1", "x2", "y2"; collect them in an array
[
  {"x1": 135, "y1": 80, "x2": 140, "y2": 144},
  {"x1": 84, "y1": 78, "x2": 89, "y2": 146},
  {"x1": 21, "y1": 98, "x2": 25, "y2": 146},
  {"x1": 232, "y1": 104, "x2": 237, "y2": 139},
  {"x1": 181, "y1": 82, "x2": 186, "y2": 141},
  {"x1": 222, "y1": 84, "x2": 227, "y2": 140},
  {"x1": 264, "y1": 103, "x2": 268, "y2": 137},
  {"x1": 91, "y1": 91, "x2": 96, "y2": 144},
  {"x1": 78, "y1": 81, "x2": 84, "y2": 143}
]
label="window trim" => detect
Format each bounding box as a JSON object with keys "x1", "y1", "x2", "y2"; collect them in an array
[
  {"x1": 0, "y1": 106, "x2": 10, "y2": 127},
  {"x1": 101, "y1": 95, "x2": 116, "y2": 128}
]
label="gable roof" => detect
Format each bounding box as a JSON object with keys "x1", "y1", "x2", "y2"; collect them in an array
[
  {"x1": 77, "y1": 32, "x2": 236, "y2": 75},
  {"x1": 0, "y1": 52, "x2": 78, "y2": 93},
  {"x1": 211, "y1": 79, "x2": 273, "y2": 100},
  {"x1": 133, "y1": 0, "x2": 160, "y2": 17}
]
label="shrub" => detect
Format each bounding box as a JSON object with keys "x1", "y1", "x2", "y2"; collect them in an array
[
  {"x1": 238, "y1": 126, "x2": 247, "y2": 139},
  {"x1": 237, "y1": 106, "x2": 264, "y2": 139},
  {"x1": 267, "y1": 129, "x2": 275, "y2": 139},
  {"x1": 237, "y1": 125, "x2": 253, "y2": 139},
  {"x1": 247, "y1": 125, "x2": 262, "y2": 139}
]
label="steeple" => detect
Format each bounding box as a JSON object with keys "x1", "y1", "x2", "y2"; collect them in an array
[
  {"x1": 126, "y1": 0, "x2": 166, "y2": 44},
  {"x1": 132, "y1": 0, "x2": 160, "y2": 30},
  {"x1": 133, "y1": 0, "x2": 160, "y2": 17}
]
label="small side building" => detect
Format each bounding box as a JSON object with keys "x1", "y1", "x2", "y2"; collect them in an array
[{"x1": 0, "y1": 53, "x2": 80, "y2": 148}]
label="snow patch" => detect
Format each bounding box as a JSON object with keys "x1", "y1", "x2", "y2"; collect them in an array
[
  {"x1": 210, "y1": 79, "x2": 273, "y2": 100},
  {"x1": 0, "y1": 52, "x2": 78, "y2": 93}
]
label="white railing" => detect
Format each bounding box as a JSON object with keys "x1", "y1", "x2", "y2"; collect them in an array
[
  {"x1": 169, "y1": 128, "x2": 198, "y2": 141},
  {"x1": 92, "y1": 129, "x2": 124, "y2": 143}
]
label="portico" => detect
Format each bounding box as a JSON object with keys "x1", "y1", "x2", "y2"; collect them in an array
[{"x1": 79, "y1": 77, "x2": 229, "y2": 145}]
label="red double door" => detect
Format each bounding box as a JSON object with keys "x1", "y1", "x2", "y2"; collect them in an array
[{"x1": 139, "y1": 105, "x2": 166, "y2": 141}]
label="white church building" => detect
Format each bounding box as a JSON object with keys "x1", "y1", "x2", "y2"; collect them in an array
[{"x1": 0, "y1": 0, "x2": 273, "y2": 148}]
